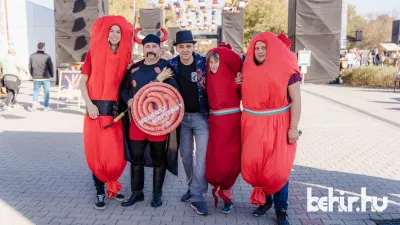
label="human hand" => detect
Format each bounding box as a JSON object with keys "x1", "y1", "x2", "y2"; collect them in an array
[
  {"x1": 127, "y1": 98, "x2": 133, "y2": 107},
  {"x1": 235, "y1": 72, "x2": 242, "y2": 84},
  {"x1": 288, "y1": 128, "x2": 299, "y2": 144},
  {"x1": 157, "y1": 68, "x2": 173, "y2": 82},
  {"x1": 87, "y1": 102, "x2": 99, "y2": 119},
  {"x1": 160, "y1": 53, "x2": 172, "y2": 61}
]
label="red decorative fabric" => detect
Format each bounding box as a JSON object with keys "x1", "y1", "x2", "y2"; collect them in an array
[{"x1": 277, "y1": 34, "x2": 292, "y2": 49}]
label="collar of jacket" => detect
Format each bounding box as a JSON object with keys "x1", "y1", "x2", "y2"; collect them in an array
[{"x1": 168, "y1": 52, "x2": 210, "y2": 120}]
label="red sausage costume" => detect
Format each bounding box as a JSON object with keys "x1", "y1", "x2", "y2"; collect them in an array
[
  {"x1": 81, "y1": 16, "x2": 133, "y2": 197},
  {"x1": 241, "y1": 32, "x2": 300, "y2": 205},
  {"x1": 205, "y1": 43, "x2": 242, "y2": 207}
]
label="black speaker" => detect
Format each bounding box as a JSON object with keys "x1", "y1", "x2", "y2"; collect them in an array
[
  {"x1": 221, "y1": 11, "x2": 244, "y2": 54},
  {"x1": 139, "y1": 8, "x2": 165, "y2": 44},
  {"x1": 356, "y1": 30, "x2": 363, "y2": 42},
  {"x1": 392, "y1": 20, "x2": 400, "y2": 44},
  {"x1": 167, "y1": 27, "x2": 182, "y2": 48},
  {"x1": 140, "y1": 8, "x2": 164, "y2": 30},
  {"x1": 288, "y1": 0, "x2": 341, "y2": 84},
  {"x1": 217, "y1": 26, "x2": 222, "y2": 45}
]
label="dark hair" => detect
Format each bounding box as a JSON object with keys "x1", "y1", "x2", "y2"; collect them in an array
[
  {"x1": 206, "y1": 51, "x2": 219, "y2": 62},
  {"x1": 38, "y1": 42, "x2": 45, "y2": 49}
]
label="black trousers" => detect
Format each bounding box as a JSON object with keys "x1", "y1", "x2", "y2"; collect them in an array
[
  {"x1": 5, "y1": 90, "x2": 16, "y2": 106},
  {"x1": 129, "y1": 140, "x2": 167, "y2": 192},
  {"x1": 93, "y1": 173, "x2": 105, "y2": 195},
  {"x1": 130, "y1": 140, "x2": 167, "y2": 167}
]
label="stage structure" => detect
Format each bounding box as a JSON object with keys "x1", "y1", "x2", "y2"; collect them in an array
[
  {"x1": 54, "y1": 0, "x2": 108, "y2": 65},
  {"x1": 221, "y1": 10, "x2": 244, "y2": 55},
  {"x1": 289, "y1": 0, "x2": 342, "y2": 84},
  {"x1": 139, "y1": 8, "x2": 164, "y2": 37}
]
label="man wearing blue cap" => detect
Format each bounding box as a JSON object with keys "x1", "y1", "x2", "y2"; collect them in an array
[{"x1": 119, "y1": 31, "x2": 178, "y2": 208}]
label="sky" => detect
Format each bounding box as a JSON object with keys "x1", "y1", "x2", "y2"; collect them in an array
[
  {"x1": 25, "y1": 0, "x2": 400, "y2": 18},
  {"x1": 345, "y1": 0, "x2": 400, "y2": 18},
  {"x1": 26, "y1": 0, "x2": 54, "y2": 9}
]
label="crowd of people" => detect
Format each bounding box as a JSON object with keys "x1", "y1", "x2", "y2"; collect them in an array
[
  {"x1": 0, "y1": 42, "x2": 55, "y2": 111},
  {"x1": 340, "y1": 47, "x2": 400, "y2": 69},
  {"x1": 79, "y1": 16, "x2": 302, "y2": 225}
]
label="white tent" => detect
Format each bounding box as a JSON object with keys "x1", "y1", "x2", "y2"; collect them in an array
[{"x1": 379, "y1": 43, "x2": 400, "y2": 51}]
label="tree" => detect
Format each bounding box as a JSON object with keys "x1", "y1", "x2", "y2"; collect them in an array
[
  {"x1": 346, "y1": 4, "x2": 367, "y2": 49},
  {"x1": 244, "y1": 0, "x2": 288, "y2": 48},
  {"x1": 365, "y1": 14, "x2": 394, "y2": 47},
  {"x1": 109, "y1": 0, "x2": 146, "y2": 25},
  {"x1": 347, "y1": 5, "x2": 395, "y2": 50}
]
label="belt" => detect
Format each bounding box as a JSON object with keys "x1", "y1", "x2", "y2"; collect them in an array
[
  {"x1": 90, "y1": 100, "x2": 119, "y2": 117},
  {"x1": 243, "y1": 104, "x2": 291, "y2": 116},
  {"x1": 210, "y1": 107, "x2": 241, "y2": 116}
]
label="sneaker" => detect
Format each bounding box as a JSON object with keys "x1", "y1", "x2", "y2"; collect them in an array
[
  {"x1": 94, "y1": 194, "x2": 106, "y2": 210},
  {"x1": 43, "y1": 107, "x2": 52, "y2": 112},
  {"x1": 112, "y1": 193, "x2": 125, "y2": 202},
  {"x1": 3, "y1": 105, "x2": 11, "y2": 111},
  {"x1": 276, "y1": 210, "x2": 289, "y2": 225},
  {"x1": 181, "y1": 189, "x2": 192, "y2": 202},
  {"x1": 191, "y1": 202, "x2": 209, "y2": 215},
  {"x1": 222, "y1": 200, "x2": 233, "y2": 214},
  {"x1": 28, "y1": 102, "x2": 38, "y2": 112},
  {"x1": 252, "y1": 203, "x2": 272, "y2": 217}
]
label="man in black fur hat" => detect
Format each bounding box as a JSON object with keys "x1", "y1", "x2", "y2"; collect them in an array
[{"x1": 119, "y1": 30, "x2": 179, "y2": 208}]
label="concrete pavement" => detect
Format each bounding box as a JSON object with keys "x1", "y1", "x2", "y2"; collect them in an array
[
  {"x1": 301, "y1": 84, "x2": 400, "y2": 128},
  {"x1": 0, "y1": 82, "x2": 399, "y2": 225}
]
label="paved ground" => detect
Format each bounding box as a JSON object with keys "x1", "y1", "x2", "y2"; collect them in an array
[
  {"x1": 301, "y1": 84, "x2": 400, "y2": 127},
  {"x1": 0, "y1": 82, "x2": 399, "y2": 225}
]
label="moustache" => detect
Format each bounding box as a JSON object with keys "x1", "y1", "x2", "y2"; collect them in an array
[{"x1": 146, "y1": 52, "x2": 157, "y2": 57}]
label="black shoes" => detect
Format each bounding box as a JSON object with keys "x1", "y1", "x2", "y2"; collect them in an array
[
  {"x1": 151, "y1": 192, "x2": 163, "y2": 208},
  {"x1": 112, "y1": 193, "x2": 125, "y2": 202},
  {"x1": 252, "y1": 203, "x2": 273, "y2": 217},
  {"x1": 122, "y1": 167, "x2": 166, "y2": 208},
  {"x1": 276, "y1": 210, "x2": 289, "y2": 225},
  {"x1": 121, "y1": 191, "x2": 144, "y2": 207},
  {"x1": 151, "y1": 167, "x2": 166, "y2": 208}
]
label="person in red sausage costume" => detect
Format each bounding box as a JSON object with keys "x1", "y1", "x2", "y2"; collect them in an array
[
  {"x1": 204, "y1": 43, "x2": 242, "y2": 214},
  {"x1": 79, "y1": 16, "x2": 133, "y2": 211},
  {"x1": 240, "y1": 32, "x2": 302, "y2": 225}
]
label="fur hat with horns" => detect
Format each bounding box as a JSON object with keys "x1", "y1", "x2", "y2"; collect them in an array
[{"x1": 134, "y1": 28, "x2": 168, "y2": 46}]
